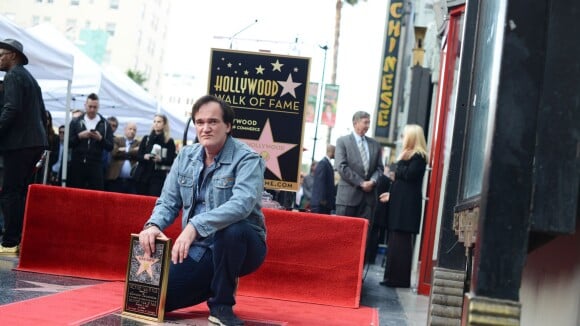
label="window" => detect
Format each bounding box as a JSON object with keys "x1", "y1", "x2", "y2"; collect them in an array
[
  {"x1": 70, "y1": 0, "x2": 79, "y2": 6},
  {"x1": 32, "y1": 16, "x2": 40, "y2": 25},
  {"x1": 109, "y1": 0, "x2": 119, "y2": 9}
]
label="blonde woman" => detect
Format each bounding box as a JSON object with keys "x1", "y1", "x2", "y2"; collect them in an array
[
  {"x1": 134, "y1": 114, "x2": 176, "y2": 196},
  {"x1": 379, "y1": 124, "x2": 428, "y2": 288}
]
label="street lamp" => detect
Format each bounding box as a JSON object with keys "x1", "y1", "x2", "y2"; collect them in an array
[
  {"x1": 311, "y1": 44, "x2": 329, "y2": 163},
  {"x1": 229, "y1": 19, "x2": 259, "y2": 49}
]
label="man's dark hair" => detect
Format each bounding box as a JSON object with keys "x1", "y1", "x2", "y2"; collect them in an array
[
  {"x1": 107, "y1": 116, "x2": 118, "y2": 125},
  {"x1": 191, "y1": 95, "x2": 235, "y2": 134},
  {"x1": 87, "y1": 93, "x2": 99, "y2": 101}
]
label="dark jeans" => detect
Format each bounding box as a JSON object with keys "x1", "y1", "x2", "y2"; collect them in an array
[
  {"x1": 1, "y1": 147, "x2": 44, "y2": 247},
  {"x1": 164, "y1": 221, "x2": 267, "y2": 312},
  {"x1": 68, "y1": 160, "x2": 104, "y2": 190},
  {"x1": 107, "y1": 178, "x2": 136, "y2": 194},
  {"x1": 310, "y1": 203, "x2": 332, "y2": 214}
]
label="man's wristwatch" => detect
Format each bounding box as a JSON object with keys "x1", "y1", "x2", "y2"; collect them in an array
[{"x1": 143, "y1": 222, "x2": 159, "y2": 230}]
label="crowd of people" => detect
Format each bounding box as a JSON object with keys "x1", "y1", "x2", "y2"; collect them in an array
[
  {"x1": 0, "y1": 37, "x2": 429, "y2": 325},
  {"x1": 40, "y1": 93, "x2": 176, "y2": 198}
]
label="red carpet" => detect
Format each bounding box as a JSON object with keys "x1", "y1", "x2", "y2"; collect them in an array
[
  {"x1": 17, "y1": 185, "x2": 368, "y2": 309},
  {"x1": 0, "y1": 282, "x2": 378, "y2": 325},
  {"x1": 172, "y1": 295, "x2": 379, "y2": 326},
  {"x1": 0, "y1": 282, "x2": 123, "y2": 325}
]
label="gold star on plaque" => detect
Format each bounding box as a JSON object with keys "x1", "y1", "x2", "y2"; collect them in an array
[{"x1": 136, "y1": 255, "x2": 159, "y2": 278}]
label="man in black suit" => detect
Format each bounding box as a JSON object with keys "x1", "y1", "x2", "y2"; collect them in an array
[
  {"x1": 310, "y1": 144, "x2": 336, "y2": 214},
  {"x1": 0, "y1": 39, "x2": 48, "y2": 254}
]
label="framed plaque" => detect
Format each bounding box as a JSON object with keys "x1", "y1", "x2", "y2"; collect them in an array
[{"x1": 122, "y1": 234, "x2": 171, "y2": 322}]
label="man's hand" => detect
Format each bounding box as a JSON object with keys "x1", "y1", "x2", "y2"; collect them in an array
[
  {"x1": 138, "y1": 225, "x2": 167, "y2": 258},
  {"x1": 78, "y1": 130, "x2": 92, "y2": 139},
  {"x1": 360, "y1": 180, "x2": 376, "y2": 192},
  {"x1": 379, "y1": 192, "x2": 390, "y2": 203},
  {"x1": 171, "y1": 223, "x2": 197, "y2": 264},
  {"x1": 89, "y1": 130, "x2": 103, "y2": 141}
]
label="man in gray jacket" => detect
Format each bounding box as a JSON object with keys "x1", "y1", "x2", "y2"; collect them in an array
[
  {"x1": 0, "y1": 39, "x2": 47, "y2": 254},
  {"x1": 334, "y1": 111, "x2": 384, "y2": 263}
]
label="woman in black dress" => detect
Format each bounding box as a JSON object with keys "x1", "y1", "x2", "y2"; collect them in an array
[
  {"x1": 134, "y1": 114, "x2": 176, "y2": 196},
  {"x1": 379, "y1": 124, "x2": 428, "y2": 288}
]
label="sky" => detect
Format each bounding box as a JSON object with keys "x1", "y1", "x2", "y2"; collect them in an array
[{"x1": 163, "y1": 0, "x2": 388, "y2": 162}]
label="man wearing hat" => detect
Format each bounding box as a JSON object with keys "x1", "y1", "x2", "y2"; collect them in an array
[{"x1": 0, "y1": 39, "x2": 48, "y2": 254}]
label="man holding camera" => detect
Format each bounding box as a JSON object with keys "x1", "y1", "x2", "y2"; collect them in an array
[{"x1": 68, "y1": 93, "x2": 114, "y2": 190}]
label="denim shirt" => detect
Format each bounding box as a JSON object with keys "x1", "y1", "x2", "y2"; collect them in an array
[{"x1": 146, "y1": 136, "x2": 267, "y2": 247}]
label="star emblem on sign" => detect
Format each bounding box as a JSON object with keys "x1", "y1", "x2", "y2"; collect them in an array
[
  {"x1": 277, "y1": 74, "x2": 302, "y2": 98},
  {"x1": 240, "y1": 119, "x2": 297, "y2": 180},
  {"x1": 136, "y1": 255, "x2": 159, "y2": 278}
]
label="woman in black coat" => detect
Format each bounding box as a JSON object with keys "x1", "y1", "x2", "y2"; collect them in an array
[
  {"x1": 379, "y1": 124, "x2": 428, "y2": 288},
  {"x1": 134, "y1": 114, "x2": 176, "y2": 197}
]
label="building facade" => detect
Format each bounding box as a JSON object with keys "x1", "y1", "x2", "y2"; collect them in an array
[
  {"x1": 384, "y1": 1, "x2": 580, "y2": 325},
  {"x1": 1, "y1": 0, "x2": 171, "y2": 96}
]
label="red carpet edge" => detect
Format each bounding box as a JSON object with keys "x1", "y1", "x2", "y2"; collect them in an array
[{"x1": 0, "y1": 281, "x2": 378, "y2": 325}]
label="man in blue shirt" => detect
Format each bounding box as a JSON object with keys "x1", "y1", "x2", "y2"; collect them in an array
[{"x1": 139, "y1": 95, "x2": 266, "y2": 326}]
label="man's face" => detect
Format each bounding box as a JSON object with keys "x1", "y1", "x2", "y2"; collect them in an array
[
  {"x1": 85, "y1": 99, "x2": 99, "y2": 119},
  {"x1": 108, "y1": 120, "x2": 118, "y2": 133},
  {"x1": 353, "y1": 117, "x2": 370, "y2": 136},
  {"x1": 124, "y1": 123, "x2": 137, "y2": 140},
  {"x1": 58, "y1": 128, "x2": 65, "y2": 141},
  {"x1": 194, "y1": 101, "x2": 231, "y2": 153},
  {"x1": 0, "y1": 50, "x2": 15, "y2": 72}
]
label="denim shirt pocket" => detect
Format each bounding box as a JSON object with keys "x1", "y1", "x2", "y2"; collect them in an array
[
  {"x1": 178, "y1": 172, "x2": 195, "y2": 208},
  {"x1": 212, "y1": 175, "x2": 235, "y2": 205}
]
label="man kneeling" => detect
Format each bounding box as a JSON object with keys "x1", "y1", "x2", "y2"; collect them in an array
[{"x1": 139, "y1": 95, "x2": 267, "y2": 326}]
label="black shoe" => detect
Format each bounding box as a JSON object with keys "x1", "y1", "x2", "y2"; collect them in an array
[{"x1": 208, "y1": 305, "x2": 244, "y2": 326}]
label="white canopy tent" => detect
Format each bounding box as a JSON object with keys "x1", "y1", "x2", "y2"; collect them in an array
[
  {"x1": 0, "y1": 15, "x2": 75, "y2": 185},
  {"x1": 0, "y1": 15, "x2": 74, "y2": 80},
  {"x1": 27, "y1": 24, "x2": 188, "y2": 141}
]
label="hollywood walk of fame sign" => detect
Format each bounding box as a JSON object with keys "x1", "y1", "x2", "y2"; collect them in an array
[
  {"x1": 122, "y1": 234, "x2": 171, "y2": 322},
  {"x1": 208, "y1": 49, "x2": 311, "y2": 191}
]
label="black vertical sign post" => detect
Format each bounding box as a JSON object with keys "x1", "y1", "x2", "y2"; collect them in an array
[
  {"x1": 208, "y1": 49, "x2": 310, "y2": 192},
  {"x1": 374, "y1": 0, "x2": 404, "y2": 144}
]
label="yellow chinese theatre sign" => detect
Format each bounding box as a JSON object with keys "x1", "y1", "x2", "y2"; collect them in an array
[
  {"x1": 208, "y1": 49, "x2": 310, "y2": 191},
  {"x1": 375, "y1": 0, "x2": 403, "y2": 142}
]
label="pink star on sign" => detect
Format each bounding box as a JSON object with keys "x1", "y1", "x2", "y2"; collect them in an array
[{"x1": 239, "y1": 119, "x2": 297, "y2": 180}]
